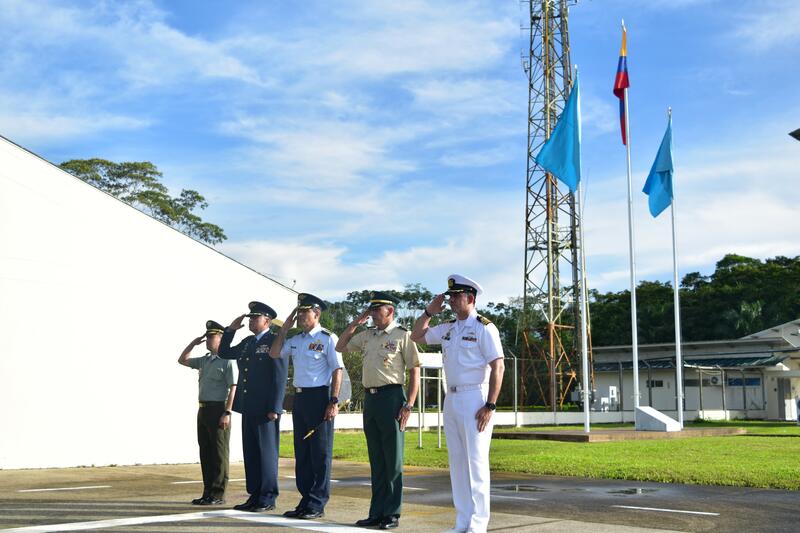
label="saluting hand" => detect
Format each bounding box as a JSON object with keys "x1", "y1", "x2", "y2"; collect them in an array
[
  {"x1": 284, "y1": 307, "x2": 298, "y2": 327},
  {"x1": 191, "y1": 335, "x2": 206, "y2": 346},
  {"x1": 475, "y1": 406, "x2": 493, "y2": 432},
  {"x1": 427, "y1": 293, "x2": 447, "y2": 316},
  {"x1": 228, "y1": 314, "x2": 247, "y2": 330},
  {"x1": 355, "y1": 308, "x2": 371, "y2": 325}
]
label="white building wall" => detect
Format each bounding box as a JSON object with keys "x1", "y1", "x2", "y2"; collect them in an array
[
  {"x1": 0, "y1": 137, "x2": 297, "y2": 469},
  {"x1": 594, "y1": 369, "x2": 770, "y2": 417}
]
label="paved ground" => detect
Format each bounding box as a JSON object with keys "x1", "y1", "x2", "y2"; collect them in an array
[{"x1": 0, "y1": 459, "x2": 795, "y2": 532}]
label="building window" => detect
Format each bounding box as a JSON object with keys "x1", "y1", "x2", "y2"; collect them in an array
[
  {"x1": 727, "y1": 377, "x2": 761, "y2": 387},
  {"x1": 684, "y1": 379, "x2": 717, "y2": 387},
  {"x1": 646, "y1": 380, "x2": 663, "y2": 388}
]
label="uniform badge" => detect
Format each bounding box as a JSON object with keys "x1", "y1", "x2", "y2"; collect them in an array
[
  {"x1": 308, "y1": 342, "x2": 324, "y2": 352},
  {"x1": 461, "y1": 335, "x2": 477, "y2": 342},
  {"x1": 256, "y1": 345, "x2": 269, "y2": 353},
  {"x1": 382, "y1": 341, "x2": 398, "y2": 352}
]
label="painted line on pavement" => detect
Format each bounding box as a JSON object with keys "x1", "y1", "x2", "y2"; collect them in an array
[
  {"x1": 0, "y1": 509, "x2": 235, "y2": 532},
  {"x1": 491, "y1": 494, "x2": 540, "y2": 502},
  {"x1": 612, "y1": 505, "x2": 719, "y2": 516},
  {"x1": 17, "y1": 486, "x2": 111, "y2": 493},
  {"x1": 356, "y1": 482, "x2": 425, "y2": 491},
  {"x1": 232, "y1": 513, "x2": 373, "y2": 531},
  {"x1": 0, "y1": 509, "x2": 373, "y2": 532},
  {"x1": 171, "y1": 478, "x2": 245, "y2": 484}
]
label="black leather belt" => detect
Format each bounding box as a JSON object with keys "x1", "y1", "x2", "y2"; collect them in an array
[
  {"x1": 198, "y1": 401, "x2": 225, "y2": 407},
  {"x1": 366, "y1": 384, "x2": 402, "y2": 394},
  {"x1": 295, "y1": 386, "x2": 327, "y2": 393}
]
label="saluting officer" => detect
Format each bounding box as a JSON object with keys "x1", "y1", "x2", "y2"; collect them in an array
[
  {"x1": 411, "y1": 275, "x2": 505, "y2": 533},
  {"x1": 270, "y1": 293, "x2": 344, "y2": 520},
  {"x1": 218, "y1": 302, "x2": 288, "y2": 512},
  {"x1": 336, "y1": 291, "x2": 420, "y2": 530},
  {"x1": 178, "y1": 320, "x2": 237, "y2": 506}
]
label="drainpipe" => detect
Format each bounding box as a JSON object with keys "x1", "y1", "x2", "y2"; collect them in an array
[
  {"x1": 698, "y1": 368, "x2": 704, "y2": 419},
  {"x1": 741, "y1": 369, "x2": 748, "y2": 419},
  {"x1": 717, "y1": 365, "x2": 727, "y2": 421}
]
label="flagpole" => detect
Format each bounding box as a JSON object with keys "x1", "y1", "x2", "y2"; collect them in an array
[
  {"x1": 578, "y1": 181, "x2": 591, "y2": 433},
  {"x1": 668, "y1": 108, "x2": 684, "y2": 428},
  {"x1": 622, "y1": 72, "x2": 641, "y2": 411}
]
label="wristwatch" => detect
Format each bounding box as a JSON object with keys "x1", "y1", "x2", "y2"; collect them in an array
[
  {"x1": 402, "y1": 403, "x2": 413, "y2": 412},
  {"x1": 329, "y1": 397, "x2": 339, "y2": 405},
  {"x1": 484, "y1": 402, "x2": 497, "y2": 411}
]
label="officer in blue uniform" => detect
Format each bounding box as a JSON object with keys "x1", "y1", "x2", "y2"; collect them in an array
[
  {"x1": 270, "y1": 293, "x2": 344, "y2": 520},
  {"x1": 218, "y1": 301, "x2": 288, "y2": 512}
]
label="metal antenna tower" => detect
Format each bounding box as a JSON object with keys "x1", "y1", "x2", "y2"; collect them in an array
[{"x1": 521, "y1": 0, "x2": 590, "y2": 410}]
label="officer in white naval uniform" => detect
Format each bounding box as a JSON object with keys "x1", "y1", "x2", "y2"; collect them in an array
[{"x1": 411, "y1": 274, "x2": 504, "y2": 533}]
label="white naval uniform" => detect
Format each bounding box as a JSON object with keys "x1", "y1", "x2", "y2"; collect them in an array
[{"x1": 424, "y1": 310, "x2": 504, "y2": 533}]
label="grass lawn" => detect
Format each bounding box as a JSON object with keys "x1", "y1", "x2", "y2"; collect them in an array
[{"x1": 280, "y1": 421, "x2": 800, "y2": 490}]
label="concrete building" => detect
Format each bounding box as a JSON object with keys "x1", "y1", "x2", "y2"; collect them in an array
[
  {"x1": 591, "y1": 319, "x2": 800, "y2": 421},
  {"x1": 0, "y1": 136, "x2": 297, "y2": 469}
]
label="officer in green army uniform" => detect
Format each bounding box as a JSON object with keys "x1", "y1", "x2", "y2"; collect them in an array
[
  {"x1": 178, "y1": 320, "x2": 237, "y2": 505},
  {"x1": 337, "y1": 291, "x2": 420, "y2": 530}
]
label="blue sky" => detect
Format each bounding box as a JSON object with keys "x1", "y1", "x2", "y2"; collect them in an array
[{"x1": 2, "y1": 0, "x2": 798, "y2": 303}]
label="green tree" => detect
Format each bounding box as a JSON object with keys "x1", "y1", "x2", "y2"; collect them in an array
[
  {"x1": 591, "y1": 253, "x2": 800, "y2": 344},
  {"x1": 59, "y1": 158, "x2": 227, "y2": 245}
]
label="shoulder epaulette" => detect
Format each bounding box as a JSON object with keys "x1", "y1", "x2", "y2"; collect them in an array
[
  {"x1": 446, "y1": 318, "x2": 456, "y2": 324},
  {"x1": 396, "y1": 325, "x2": 409, "y2": 331},
  {"x1": 320, "y1": 328, "x2": 332, "y2": 336},
  {"x1": 477, "y1": 314, "x2": 492, "y2": 326}
]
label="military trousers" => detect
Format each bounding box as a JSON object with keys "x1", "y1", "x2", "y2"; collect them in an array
[
  {"x1": 292, "y1": 386, "x2": 333, "y2": 513},
  {"x1": 197, "y1": 402, "x2": 230, "y2": 500},
  {"x1": 241, "y1": 413, "x2": 281, "y2": 506},
  {"x1": 443, "y1": 384, "x2": 493, "y2": 533},
  {"x1": 363, "y1": 384, "x2": 406, "y2": 520}
]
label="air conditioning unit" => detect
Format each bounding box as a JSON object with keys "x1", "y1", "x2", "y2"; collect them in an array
[{"x1": 710, "y1": 375, "x2": 721, "y2": 386}]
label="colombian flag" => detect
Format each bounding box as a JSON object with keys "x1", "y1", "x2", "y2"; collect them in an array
[{"x1": 613, "y1": 24, "x2": 630, "y2": 145}]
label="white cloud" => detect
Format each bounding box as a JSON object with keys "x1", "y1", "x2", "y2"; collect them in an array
[
  {"x1": 439, "y1": 146, "x2": 515, "y2": 168},
  {"x1": 0, "y1": 113, "x2": 150, "y2": 145},
  {"x1": 407, "y1": 78, "x2": 519, "y2": 118},
  {"x1": 581, "y1": 90, "x2": 618, "y2": 137},
  {"x1": 312, "y1": 1, "x2": 516, "y2": 78},
  {"x1": 219, "y1": 190, "x2": 525, "y2": 303},
  {"x1": 730, "y1": 0, "x2": 800, "y2": 51},
  {"x1": 584, "y1": 137, "x2": 800, "y2": 291},
  {"x1": 219, "y1": 117, "x2": 417, "y2": 189}
]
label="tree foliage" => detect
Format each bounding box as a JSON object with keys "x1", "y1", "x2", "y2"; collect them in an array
[
  {"x1": 319, "y1": 253, "x2": 800, "y2": 408},
  {"x1": 59, "y1": 158, "x2": 227, "y2": 245},
  {"x1": 589, "y1": 254, "x2": 800, "y2": 345}
]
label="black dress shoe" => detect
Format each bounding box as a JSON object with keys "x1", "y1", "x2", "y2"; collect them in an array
[
  {"x1": 233, "y1": 501, "x2": 255, "y2": 511},
  {"x1": 191, "y1": 496, "x2": 207, "y2": 505},
  {"x1": 247, "y1": 503, "x2": 275, "y2": 512},
  {"x1": 198, "y1": 496, "x2": 224, "y2": 505},
  {"x1": 283, "y1": 508, "x2": 306, "y2": 518},
  {"x1": 355, "y1": 516, "x2": 383, "y2": 527},
  {"x1": 299, "y1": 509, "x2": 324, "y2": 519},
  {"x1": 379, "y1": 516, "x2": 399, "y2": 529}
]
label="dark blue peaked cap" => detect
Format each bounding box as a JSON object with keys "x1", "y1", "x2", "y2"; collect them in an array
[
  {"x1": 246, "y1": 301, "x2": 277, "y2": 319},
  {"x1": 297, "y1": 293, "x2": 327, "y2": 311}
]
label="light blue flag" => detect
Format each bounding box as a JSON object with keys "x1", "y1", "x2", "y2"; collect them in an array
[
  {"x1": 535, "y1": 74, "x2": 581, "y2": 192},
  {"x1": 642, "y1": 117, "x2": 674, "y2": 217}
]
